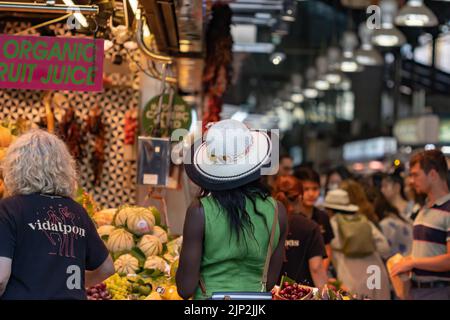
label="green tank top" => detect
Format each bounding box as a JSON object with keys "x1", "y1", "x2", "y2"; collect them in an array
[{"x1": 195, "y1": 195, "x2": 280, "y2": 299}]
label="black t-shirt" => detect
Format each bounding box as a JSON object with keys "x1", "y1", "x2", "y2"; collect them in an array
[
  {"x1": 0, "y1": 193, "x2": 109, "y2": 300},
  {"x1": 311, "y1": 207, "x2": 335, "y2": 245},
  {"x1": 280, "y1": 214, "x2": 326, "y2": 287}
]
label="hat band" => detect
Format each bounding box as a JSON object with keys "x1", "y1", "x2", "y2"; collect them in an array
[{"x1": 206, "y1": 135, "x2": 254, "y2": 165}]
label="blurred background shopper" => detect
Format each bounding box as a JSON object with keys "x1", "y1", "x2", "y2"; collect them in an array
[{"x1": 274, "y1": 175, "x2": 328, "y2": 288}]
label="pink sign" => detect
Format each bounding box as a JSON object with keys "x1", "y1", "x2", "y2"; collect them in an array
[{"x1": 0, "y1": 34, "x2": 104, "y2": 92}]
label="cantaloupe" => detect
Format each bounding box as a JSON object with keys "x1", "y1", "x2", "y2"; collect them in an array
[
  {"x1": 106, "y1": 228, "x2": 134, "y2": 253},
  {"x1": 138, "y1": 234, "x2": 163, "y2": 257},
  {"x1": 114, "y1": 254, "x2": 139, "y2": 275},
  {"x1": 144, "y1": 256, "x2": 167, "y2": 273}
]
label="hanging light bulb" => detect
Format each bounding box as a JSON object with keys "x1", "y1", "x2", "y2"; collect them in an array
[
  {"x1": 339, "y1": 31, "x2": 364, "y2": 72},
  {"x1": 339, "y1": 76, "x2": 352, "y2": 91},
  {"x1": 290, "y1": 74, "x2": 304, "y2": 103},
  {"x1": 314, "y1": 56, "x2": 331, "y2": 90},
  {"x1": 291, "y1": 73, "x2": 303, "y2": 92},
  {"x1": 291, "y1": 93, "x2": 304, "y2": 103},
  {"x1": 270, "y1": 52, "x2": 286, "y2": 65},
  {"x1": 314, "y1": 79, "x2": 331, "y2": 90},
  {"x1": 282, "y1": 0, "x2": 297, "y2": 22},
  {"x1": 373, "y1": 0, "x2": 406, "y2": 47},
  {"x1": 395, "y1": 0, "x2": 438, "y2": 27},
  {"x1": 356, "y1": 23, "x2": 384, "y2": 66},
  {"x1": 303, "y1": 67, "x2": 320, "y2": 99},
  {"x1": 324, "y1": 47, "x2": 344, "y2": 85}
]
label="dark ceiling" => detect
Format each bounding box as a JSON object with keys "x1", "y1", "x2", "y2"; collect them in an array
[{"x1": 224, "y1": 0, "x2": 450, "y2": 109}]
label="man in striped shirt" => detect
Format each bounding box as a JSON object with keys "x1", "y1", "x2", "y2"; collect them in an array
[{"x1": 391, "y1": 150, "x2": 450, "y2": 300}]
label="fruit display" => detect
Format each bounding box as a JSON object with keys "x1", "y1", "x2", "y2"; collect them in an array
[
  {"x1": 114, "y1": 206, "x2": 156, "y2": 235},
  {"x1": 312, "y1": 279, "x2": 356, "y2": 300},
  {"x1": 114, "y1": 254, "x2": 140, "y2": 275},
  {"x1": 138, "y1": 235, "x2": 163, "y2": 258},
  {"x1": 93, "y1": 208, "x2": 116, "y2": 227},
  {"x1": 272, "y1": 282, "x2": 314, "y2": 300},
  {"x1": 144, "y1": 256, "x2": 168, "y2": 274},
  {"x1": 104, "y1": 273, "x2": 132, "y2": 300},
  {"x1": 152, "y1": 226, "x2": 168, "y2": 244},
  {"x1": 145, "y1": 292, "x2": 162, "y2": 300},
  {"x1": 0, "y1": 124, "x2": 17, "y2": 200},
  {"x1": 313, "y1": 285, "x2": 351, "y2": 300},
  {"x1": 126, "y1": 209, "x2": 156, "y2": 235},
  {"x1": 127, "y1": 275, "x2": 153, "y2": 300},
  {"x1": 75, "y1": 187, "x2": 99, "y2": 218},
  {"x1": 156, "y1": 285, "x2": 183, "y2": 300},
  {"x1": 163, "y1": 236, "x2": 183, "y2": 263},
  {"x1": 97, "y1": 225, "x2": 116, "y2": 239},
  {"x1": 0, "y1": 125, "x2": 14, "y2": 148},
  {"x1": 86, "y1": 283, "x2": 112, "y2": 300},
  {"x1": 93, "y1": 203, "x2": 183, "y2": 300},
  {"x1": 106, "y1": 228, "x2": 135, "y2": 253}
]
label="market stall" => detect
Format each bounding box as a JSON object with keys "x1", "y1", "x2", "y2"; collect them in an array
[{"x1": 0, "y1": 0, "x2": 244, "y2": 300}]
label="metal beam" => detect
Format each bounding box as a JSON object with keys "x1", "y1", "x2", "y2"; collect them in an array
[{"x1": 0, "y1": 1, "x2": 98, "y2": 14}]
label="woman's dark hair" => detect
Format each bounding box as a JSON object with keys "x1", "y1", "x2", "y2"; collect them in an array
[
  {"x1": 200, "y1": 179, "x2": 270, "y2": 243},
  {"x1": 382, "y1": 173, "x2": 407, "y2": 200},
  {"x1": 294, "y1": 167, "x2": 320, "y2": 185},
  {"x1": 374, "y1": 191, "x2": 408, "y2": 223}
]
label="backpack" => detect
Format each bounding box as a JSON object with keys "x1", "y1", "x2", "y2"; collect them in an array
[{"x1": 335, "y1": 213, "x2": 376, "y2": 257}]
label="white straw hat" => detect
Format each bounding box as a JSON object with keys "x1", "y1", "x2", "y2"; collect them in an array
[
  {"x1": 323, "y1": 189, "x2": 359, "y2": 212},
  {"x1": 184, "y1": 119, "x2": 272, "y2": 191}
]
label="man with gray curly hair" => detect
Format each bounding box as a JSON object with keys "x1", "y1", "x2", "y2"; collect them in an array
[{"x1": 0, "y1": 129, "x2": 114, "y2": 300}]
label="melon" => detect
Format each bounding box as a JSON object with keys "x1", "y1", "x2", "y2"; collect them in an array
[
  {"x1": 93, "y1": 208, "x2": 116, "y2": 227},
  {"x1": 152, "y1": 226, "x2": 168, "y2": 244},
  {"x1": 97, "y1": 225, "x2": 116, "y2": 239},
  {"x1": 114, "y1": 254, "x2": 139, "y2": 275},
  {"x1": 106, "y1": 228, "x2": 134, "y2": 253},
  {"x1": 113, "y1": 206, "x2": 133, "y2": 226},
  {"x1": 138, "y1": 234, "x2": 163, "y2": 258},
  {"x1": 144, "y1": 256, "x2": 167, "y2": 273},
  {"x1": 126, "y1": 209, "x2": 155, "y2": 236},
  {"x1": 114, "y1": 206, "x2": 156, "y2": 236}
]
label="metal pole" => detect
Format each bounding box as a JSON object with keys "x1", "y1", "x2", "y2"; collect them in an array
[{"x1": 0, "y1": 2, "x2": 98, "y2": 14}]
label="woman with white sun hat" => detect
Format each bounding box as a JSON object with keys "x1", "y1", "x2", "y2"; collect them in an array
[
  {"x1": 324, "y1": 188, "x2": 391, "y2": 300},
  {"x1": 176, "y1": 119, "x2": 288, "y2": 299}
]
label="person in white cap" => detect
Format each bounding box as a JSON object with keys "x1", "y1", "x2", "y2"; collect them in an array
[
  {"x1": 324, "y1": 188, "x2": 391, "y2": 300},
  {"x1": 176, "y1": 119, "x2": 288, "y2": 299}
]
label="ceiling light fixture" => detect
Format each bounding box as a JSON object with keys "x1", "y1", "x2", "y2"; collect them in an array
[
  {"x1": 395, "y1": 0, "x2": 438, "y2": 27},
  {"x1": 282, "y1": 0, "x2": 297, "y2": 22},
  {"x1": 270, "y1": 52, "x2": 286, "y2": 65},
  {"x1": 355, "y1": 22, "x2": 384, "y2": 66},
  {"x1": 340, "y1": 31, "x2": 364, "y2": 72},
  {"x1": 372, "y1": 0, "x2": 406, "y2": 47}
]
